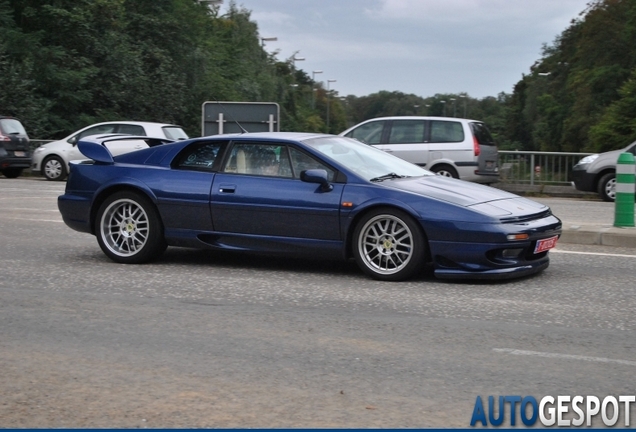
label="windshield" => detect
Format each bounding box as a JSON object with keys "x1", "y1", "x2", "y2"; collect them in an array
[{"x1": 302, "y1": 136, "x2": 433, "y2": 181}]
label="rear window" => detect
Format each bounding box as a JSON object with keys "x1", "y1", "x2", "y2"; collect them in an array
[
  {"x1": 163, "y1": 126, "x2": 189, "y2": 141},
  {"x1": 470, "y1": 122, "x2": 496, "y2": 146},
  {"x1": 0, "y1": 118, "x2": 28, "y2": 135}
]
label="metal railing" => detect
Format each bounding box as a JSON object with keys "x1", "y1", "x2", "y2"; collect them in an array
[{"x1": 498, "y1": 150, "x2": 593, "y2": 185}]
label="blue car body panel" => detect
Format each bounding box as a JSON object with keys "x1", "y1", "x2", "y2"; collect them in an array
[{"x1": 58, "y1": 132, "x2": 562, "y2": 279}]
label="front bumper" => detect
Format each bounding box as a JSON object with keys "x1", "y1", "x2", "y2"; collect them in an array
[{"x1": 570, "y1": 166, "x2": 596, "y2": 192}]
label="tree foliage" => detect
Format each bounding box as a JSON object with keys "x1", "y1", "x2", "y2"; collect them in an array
[{"x1": 1, "y1": 0, "x2": 635, "y2": 153}]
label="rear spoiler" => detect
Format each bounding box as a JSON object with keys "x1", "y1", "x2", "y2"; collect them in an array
[{"x1": 76, "y1": 134, "x2": 174, "y2": 164}]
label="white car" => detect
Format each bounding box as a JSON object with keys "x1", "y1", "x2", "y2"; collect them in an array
[{"x1": 32, "y1": 121, "x2": 189, "y2": 180}]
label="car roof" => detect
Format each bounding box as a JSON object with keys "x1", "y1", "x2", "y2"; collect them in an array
[
  {"x1": 211, "y1": 131, "x2": 334, "y2": 141},
  {"x1": 80, "y1": 120, "x2": 183, "y2": 128},
  {"x1": 349, "y1": 116, "x2": 480, "y2": 122}
]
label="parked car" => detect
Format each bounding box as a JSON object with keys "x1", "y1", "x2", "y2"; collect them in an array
[
  {"x1": 571, "y1": 141, "x2": 636, "y2": 201},
  {"x1": 0, "y1": 115, "x2": 31, "y2": 178},
  {"x1": 32, "y1": 121, "x2": 189, "y2": 181},
  {"x1": 58, "y1": 132, "x2": 561, "y2": 281},
  {"x1": 339, "y1": 116, "x2": 499, "y2": 183}
]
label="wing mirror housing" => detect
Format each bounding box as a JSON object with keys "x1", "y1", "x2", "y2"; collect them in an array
[{"x1": 300, "y1": 169, "x2": 333, "y2": 192}]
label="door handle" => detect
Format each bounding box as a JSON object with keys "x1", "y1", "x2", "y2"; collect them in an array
[{"x1": 218, "y1": 184, "x2": 236, "y2": 193}]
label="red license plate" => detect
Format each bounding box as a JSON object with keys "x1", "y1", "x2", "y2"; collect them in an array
[{"x1": 534, "y1": 235, "x2": 559, "y2": 254}]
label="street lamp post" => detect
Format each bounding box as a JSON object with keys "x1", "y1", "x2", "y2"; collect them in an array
[
  {"x1": 260, "y1": 36, "x2": 277, "y2": 47},
  {"x1": 292, "y1": 55, "x2": 305, "y2": 69},
  {"x1": 312, "y1": 70, "x2": 323, "y2": 109},
  {"x1": 450, "y1": 98, "x2": 456, "y2": 117},
  {"x1": 326, "y1": 79, "x2": 336, "y2": 133},
  {"x1": 459, "y1": 95, "x2": 466, "y2": 118},
  {"x1": 413, "y1": 105, "x2": 420, "y2": 115},
  {"x1": 440, "y1": 100, "x2": 446, "y2": 117}
]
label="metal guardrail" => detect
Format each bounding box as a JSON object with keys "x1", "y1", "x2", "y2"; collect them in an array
[
  {"x1": 498, "y1": 150, "x2": 593, "y2": 186},
  {"x1": 24, "y1": 140, "x2": 591, "y2": 187}
]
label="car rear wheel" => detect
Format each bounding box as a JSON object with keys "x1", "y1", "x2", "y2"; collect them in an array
[
  {"x1": 353, "y1": 208, "x2": 427, "y2": 281},
  {"x1": 43, "y1": 155, "x2": 67, "y2": 181},
  {"x1": 431, "y1": 164, "x2": 458, "y2": 178},
  {"x1": 597, "y1": 173, "x2": 616, "y2": 202},
  {"x1": 96, "y1": 191, "x2": 167, "y2": 264},
  {"x1": 1, "y1": 168, "x2": 23, "y2": 178}
]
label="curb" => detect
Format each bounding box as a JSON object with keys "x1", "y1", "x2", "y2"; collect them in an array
[{"x1": 560, "y1": 223, "x2": 636, "y2": 248}]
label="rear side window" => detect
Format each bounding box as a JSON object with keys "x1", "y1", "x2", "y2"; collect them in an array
[
  {"x1": 163, "y1": 126, "x2": 189, "y2": 140},
  {"x1": 346, "y1": 120, "x2": 385, "y2": 144},
  {"x1": 174, "y1": 142, "x2": 224, "y2": 171},
  {"x1": 76, "y1": 124, "x2": 117, "y2": 140},
  {"x1": 470, "y1": 122, "x2": 496, "y2": 146},
  {"x1": 388, "y1": 120, "x2": 426, "y2": 144},
  {"x1": 430, "y1": 121, "x2": 464, "y2": 143}
]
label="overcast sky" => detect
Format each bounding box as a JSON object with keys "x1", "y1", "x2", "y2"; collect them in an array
[{"x1": 221, "y1": 0, "x2": 591, "y2": 99}]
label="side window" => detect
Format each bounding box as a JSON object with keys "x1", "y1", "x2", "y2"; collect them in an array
[
  {"x1": 388, "y1": 120, "x2": 426, "y2": 144},
  {"x1": 222, "y1": 143, "x2": 293, "y2": 178},
  {"x1": 289, "y1": 147, "x2": 336, "y2": 181},
  {"x1": 174, "y1": 142, "x2": 223, "y2": 171},
  {"x1": 430, "y1": 121, "x2": 464, "y2": 143},
  {"x1": 117, "y1": 125, "x2": 146, "y2": 136},
  {"x1": 75, "y1": 124, "x2": 117, "y2": 141},
  {"x1": 346, "y1": 121, "x2": 385, "y2": 144}
]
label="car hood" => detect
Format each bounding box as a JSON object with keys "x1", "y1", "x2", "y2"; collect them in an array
[{"x1": 386, "y1": 175, "x2": 550, "y2": 218}]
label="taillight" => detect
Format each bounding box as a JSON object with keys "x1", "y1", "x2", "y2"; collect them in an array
[
  {"x1": 473, "y1": 135, "x2": 480, "y2": 156},
  {"x1": 0, "y1": 134, "x2": 11, "y2": 142}
]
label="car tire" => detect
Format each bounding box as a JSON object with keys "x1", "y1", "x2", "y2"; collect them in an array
[
  {"x1": 431, "y1": 164, "x2": 459, "y2": 178},
  {"x1": 42, "y1": 155, "x2": 67, "y2": 181},
  {"x1": 352, "y1": 208, "x2": 428, "y2": 281},
  {"x1": 96, "y1": 191, "x2": 167, "y2": 264},
  {"x1": 1, "y1": 168, "x2": 23, "y2": 178},
  {"x1": 597, "y1": 173, "x2": 616, "y2": 202}
]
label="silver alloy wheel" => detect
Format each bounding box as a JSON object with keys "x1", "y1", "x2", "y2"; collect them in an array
[
  {"x1": 604, "y1": 178, "x2": 616, "y2": 200},
  {"x1": 99, "y1": 198, "x2": 150, "y2": 257},
  {"x1": 435, "y1": 170, "x2": 454, "y2": 177},
  {"x1": 44, "y1": 158, "x2": 63, "y2": 179},
  {"x1": 357, "y1": 214, "x2": 414, "y2": 275}
]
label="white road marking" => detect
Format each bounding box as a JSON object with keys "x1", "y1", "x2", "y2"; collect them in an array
[
  {"x1": 0, "y1": 216, "x2": 63, "y2": 223},
  {"x1": 494, "y1": 348, "x2": 636, "y2": 366},
  {"x1": 552, "y1": 249, "x2": 636, "y2": 258}
]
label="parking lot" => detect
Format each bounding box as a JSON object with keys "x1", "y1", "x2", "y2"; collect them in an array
[{"x1": 1, "y1": 177, "x2": 635, "y2": 428}]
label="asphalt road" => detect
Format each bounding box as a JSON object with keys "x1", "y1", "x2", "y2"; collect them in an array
[{"x1": 1, "y1": 177, "x2": 635, "y2": 428}]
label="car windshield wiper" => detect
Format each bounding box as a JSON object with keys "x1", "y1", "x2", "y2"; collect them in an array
[{"x1": 369, "y1": 172, "x2": 408, "y2": 182}]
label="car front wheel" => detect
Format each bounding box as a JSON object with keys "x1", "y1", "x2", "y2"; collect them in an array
[
  {"x1": 43, "y1": 155, "x2": 67, "y2": 181},
  {"x1": 597, "y1": 173, "x2": 616, "y2": 202},
  {"x1": 353, "y1": 208, "x2": 427, "y2": 281},
  {"x1": 96, "y1": 191, "x2": 167, "y2": 264}
]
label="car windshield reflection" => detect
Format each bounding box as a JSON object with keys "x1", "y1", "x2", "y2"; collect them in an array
[{"x1": 302, "y1": 136, "x2": 432, "y2": 181}]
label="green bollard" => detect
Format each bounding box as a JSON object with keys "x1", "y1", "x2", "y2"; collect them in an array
[{"x1": 614, "y1": 152, "x2": 635, "y2": 227}]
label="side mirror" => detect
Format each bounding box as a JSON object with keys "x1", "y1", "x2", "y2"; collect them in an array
[{"x1": 300, "y1": 169, "x2": 333, "y2": 192}]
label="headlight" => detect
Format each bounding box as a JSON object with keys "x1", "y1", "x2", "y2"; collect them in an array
[
  {"x1": 577, "y1": 154, "x2": 598, "y2": 165},
  {"x1": 34, "y1": 146, "x2": 45, "y2": 153}
]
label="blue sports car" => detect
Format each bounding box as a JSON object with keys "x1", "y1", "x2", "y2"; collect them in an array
[{"x1": 58, "y1": 132, "x2": 561, "y2": 281}]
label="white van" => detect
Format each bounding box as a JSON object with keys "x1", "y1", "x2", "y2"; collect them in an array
[{"x1": 339, "y1": 116, "x2": 499, "y2": 183}]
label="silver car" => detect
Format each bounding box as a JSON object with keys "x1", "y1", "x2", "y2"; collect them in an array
[
  {"x1": 571, "y1": 142, "x2": 636, "y2": 201},
  {"x1": 339, "y1": 116, "x2": 499, "y2": 184}
]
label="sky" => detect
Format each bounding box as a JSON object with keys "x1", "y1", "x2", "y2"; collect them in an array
[{"x1": 219, "y1": 0, "x2": 592, "y2": 99}]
